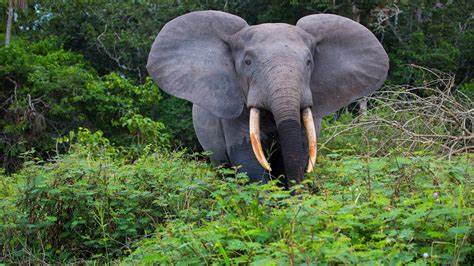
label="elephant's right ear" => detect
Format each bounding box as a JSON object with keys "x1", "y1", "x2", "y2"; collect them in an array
[{"x1": 147, "y1": 11, "x2": 248, "y2": 119}]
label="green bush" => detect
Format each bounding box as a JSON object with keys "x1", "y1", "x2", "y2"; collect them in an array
[
  {"x1": 0, "y1": 38, "x2": 170, "y2": 171},
  {"x1": 154, "y1": 96, "x2": 198, "y2": 150},
  {"x1": 0, "y1": 130, "x2": 214, "y2": 263},
  {"x1": 125, "y1": 155, "x2": 473, "y2": 265}
]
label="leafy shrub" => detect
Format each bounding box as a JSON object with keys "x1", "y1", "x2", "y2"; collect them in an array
[
  {"x1": 376, "y1": 1, "x2": 473, "y2": 86},
  {"x1": 154, "y1": 96, "x2": 198, "y2": 150},
  {"x1": 125, "y1": 155, "x2": 473, "y2": 265},
  {"x1": 0, "y1": 130, "x2": 214, "y2": 263},
  {"x1": 459, "y1": 80, "x2": 474, "y2": 100},
  {"x1": 118, "y1": 113, "x2": 170, "y2": 148},
  {"x1": 0, "y1": 38, "x2": 170, "y2": 171}
]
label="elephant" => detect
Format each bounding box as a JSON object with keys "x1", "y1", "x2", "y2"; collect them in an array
[{"x1": 147, "y1": 10, "x2": 389, "y2": 185}]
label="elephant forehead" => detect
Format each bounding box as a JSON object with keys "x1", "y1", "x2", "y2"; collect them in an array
[{"x1": 240, "y1": 23, "x2": 305, "y2": 43}]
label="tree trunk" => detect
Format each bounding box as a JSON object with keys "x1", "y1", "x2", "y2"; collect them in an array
[
  {"x1": 349, "y1": 1, "x2": 368, "y2": 115},
  {"x1": 358, "y1": 98, "x2": 367, "y2": 115},
  {"x1": 351, "y1": 1, "x2": 360, "y2": 23},
  {"x1": 5, "y1": 0, "x2": 14, "y2": 46}
]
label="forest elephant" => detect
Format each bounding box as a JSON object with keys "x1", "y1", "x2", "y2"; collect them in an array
[{"x1": 147, "y1": 11, "x2": 389, "y2": 185}]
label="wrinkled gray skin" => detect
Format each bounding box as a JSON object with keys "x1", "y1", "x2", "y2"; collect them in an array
[{"x1": 147, "y1": 11, "x2": 389, "y2": 185}]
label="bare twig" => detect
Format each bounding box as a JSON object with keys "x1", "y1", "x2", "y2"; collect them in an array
[{"x1": 323, "y1": 66, "x2": 473, "y2": 158}]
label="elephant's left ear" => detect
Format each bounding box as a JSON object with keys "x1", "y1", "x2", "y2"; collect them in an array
[{"x1": 297, "y1": 14, "x2": 389, "y2": 118}]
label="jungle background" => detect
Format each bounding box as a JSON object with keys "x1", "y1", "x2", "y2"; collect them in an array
[{"x1": 0, "y1": 0, "x2": 472, "y2": 264}]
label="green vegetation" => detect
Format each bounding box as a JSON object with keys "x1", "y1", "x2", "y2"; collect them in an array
[
  {"x1": 1, "y1": 130, "x2": 210, "y2": 263},
  {"x1": 1, "y1": 131, "x2": 472, "y2": 264},
  {"x1": 0, "y1": 0, "x2": 472, "y2": 264},
  {"x1": 0, "y1": 38, "x2": 170, "y2": 171},
  {"x1": 127, "y1": 156, "x2": 472, "y2": 265}
]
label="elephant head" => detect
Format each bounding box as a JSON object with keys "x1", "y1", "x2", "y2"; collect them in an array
[{"x1": 147, "y1": 11, "x2": 389, "y2": 182}]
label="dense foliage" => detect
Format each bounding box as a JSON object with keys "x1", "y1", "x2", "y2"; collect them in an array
[
  {"x1": 127, "y1": 156, "x2": 472, "y2": 265},
  {"x1": 0, "y1": 38, "x2": 170, "y2": 171},
  {"x1": 1, "y1": 131, "x2": 210, "y2": 263},
  {"x1": 1, "y1": 132, "x2": 472, "y2": 264}
]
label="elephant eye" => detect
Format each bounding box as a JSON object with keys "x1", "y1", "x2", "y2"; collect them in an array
[
  {"x1": 244, "y1": 59, "x2": 252, "y2": 66},
  {"x1": 306, "y1": 59, "x2": 312, "y2": 66}
]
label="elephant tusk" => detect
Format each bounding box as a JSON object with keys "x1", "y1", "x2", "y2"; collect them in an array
[
  {"x1": 249, "y1": 108, "x2": 271, "y2": 171},
  {"x1": 302, "y1": 108, "x2": 317, "y2": 173}
]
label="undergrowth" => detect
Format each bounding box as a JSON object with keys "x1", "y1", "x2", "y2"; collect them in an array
[
  {"x1": 0, "y1": 132, "x2": 213, "y2": 264},
  {"x1": 0, "y1": 130, "x2": 472, "y2": 264},
  {"x1": 124, "y1": 155, "x2": 472, "y2": 265}
]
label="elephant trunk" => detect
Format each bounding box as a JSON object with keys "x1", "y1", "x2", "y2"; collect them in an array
[
  {"x1": 270, "y1": 90, "x2": 304, "y2": 183},
  {"x1": 248, "y1": 60, "x2": 318, "y2": 184}
]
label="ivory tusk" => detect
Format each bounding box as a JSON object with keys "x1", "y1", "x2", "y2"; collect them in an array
[
  {"x1": 249, "y1": 108, "x2": 271, "y2": 171},
  {"x1": 302, "y1": 108, "x2": 317, "y2": 173}
]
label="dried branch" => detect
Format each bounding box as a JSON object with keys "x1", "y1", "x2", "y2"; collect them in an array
[{"x1": 323, "y1": 66, "x2": 473, "y2": 158}]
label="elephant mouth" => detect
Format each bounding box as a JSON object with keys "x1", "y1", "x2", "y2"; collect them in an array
[{"x1": 249, "y1": 107, "x2": 317, "y2": 174}]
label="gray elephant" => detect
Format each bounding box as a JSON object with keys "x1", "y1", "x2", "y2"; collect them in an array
[{"x1": 147, "y1": 11, "x2": 389, "y2": 185}]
